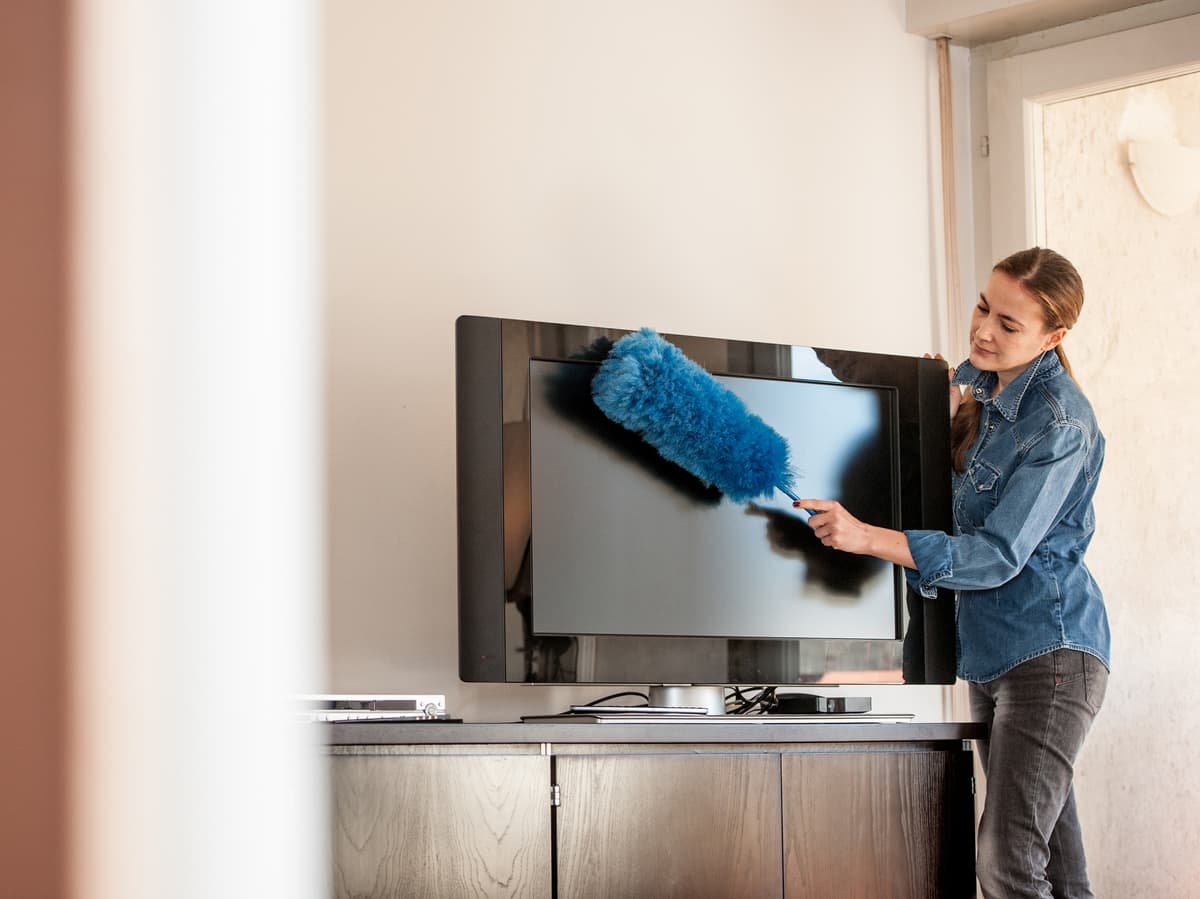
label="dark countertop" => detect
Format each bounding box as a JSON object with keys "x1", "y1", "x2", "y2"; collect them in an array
[{"x1": 325, "y1": 718, "x2": 986, "y2": 747}]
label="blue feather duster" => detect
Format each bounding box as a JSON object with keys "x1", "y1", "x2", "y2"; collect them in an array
[{"x1": 591, "y1": 328, "x2": 797, "y2": 503}]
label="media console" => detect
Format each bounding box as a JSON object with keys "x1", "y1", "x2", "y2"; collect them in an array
[{"x1": 328, "y1": 719, "x2": 983, "y2": 898}]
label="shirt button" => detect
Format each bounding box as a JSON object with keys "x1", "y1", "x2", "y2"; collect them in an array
[
  {"x1": 974, "y1": 387, "x2": 984, "y2": 396},
  {"x1": 988, "y1": 424, "x2": 996, "y2": 431}
]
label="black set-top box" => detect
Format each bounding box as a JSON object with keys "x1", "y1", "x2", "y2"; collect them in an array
[{"x1": 771, "y1": 693, "x2": 873, "y2": 715}]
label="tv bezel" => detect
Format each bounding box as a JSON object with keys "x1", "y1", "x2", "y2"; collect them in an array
[{"x1": 456, "y1": 315, "x2": 956, "y2": 686}]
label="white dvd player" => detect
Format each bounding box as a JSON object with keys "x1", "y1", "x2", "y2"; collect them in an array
[{"x1": 297, "y1": 694, "x2": 450, "y2": 722}]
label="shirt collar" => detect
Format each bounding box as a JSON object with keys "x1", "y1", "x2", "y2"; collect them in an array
[{"x1": 951, "y1": 350, "x2": 1062, "y2": 422}]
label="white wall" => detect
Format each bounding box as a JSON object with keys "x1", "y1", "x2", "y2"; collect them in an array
[
  {"x1": 324, "y1": 1, "x2": 957, "y2": 722},
  {"x1": 71, "y1": 3, "x2": 328, "y2": 897},
  {"x1": 1041, "y1": 69, "x2": 1200, "y2": 898}
]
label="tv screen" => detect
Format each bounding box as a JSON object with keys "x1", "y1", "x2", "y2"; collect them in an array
[
  {"x1": 528, "y1": 359, "x2": 899, "y2": 641},
  {"x1": 456, "y1": 316, "x2": 955, "y2": 687}
]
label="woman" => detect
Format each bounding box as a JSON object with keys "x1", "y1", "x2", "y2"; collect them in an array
[{"x1": 797, "y1": 247, "x2": 1110, "y2": 899}]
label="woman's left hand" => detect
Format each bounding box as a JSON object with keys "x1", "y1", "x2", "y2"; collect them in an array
[
  {"x1": 925, "y1": 352, "x2": 962, "y2": 418},
  {"x1": 795, "y1": 499, "x2": 873, "y2": 554}
]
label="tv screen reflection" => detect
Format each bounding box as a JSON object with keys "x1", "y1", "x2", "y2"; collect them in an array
[{"x1": 528, "y1": 359, "x2": 900, "y2": 641}]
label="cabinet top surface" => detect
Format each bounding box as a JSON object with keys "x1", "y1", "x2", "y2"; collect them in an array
[{"x1": 322, "y1": 719, "x2": 986, "y2": 747}]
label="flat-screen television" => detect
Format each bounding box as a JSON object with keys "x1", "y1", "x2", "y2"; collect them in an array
[{"x1": 456, "y1": 315, "x2": 955, "y2": 688}]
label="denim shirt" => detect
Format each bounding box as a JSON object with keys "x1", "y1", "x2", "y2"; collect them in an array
[{"x1": 903, "y1": 350, "x2": 1111, "y2": 682}]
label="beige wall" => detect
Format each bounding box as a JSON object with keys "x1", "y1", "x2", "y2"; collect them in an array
[
  {"x1": 1042, "y1": 70, "x2": 1200, "y2": 897},
  {"x1": 323, "y1": 1, "x2": 958, "y2": 722}
]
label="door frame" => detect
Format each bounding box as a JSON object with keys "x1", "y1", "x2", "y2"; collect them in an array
[{"x1": 976, "y1": 12, "x2": 1200, "y2": 278}]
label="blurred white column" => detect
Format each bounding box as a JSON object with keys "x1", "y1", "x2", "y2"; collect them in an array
[{"x1": 71, "y1": 2, "x2": 327, "y2": 897}]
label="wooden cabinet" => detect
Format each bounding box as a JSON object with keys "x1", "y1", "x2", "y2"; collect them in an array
[
  {"x1": 781, "y1": 749, "x2": 975, "y2": 898},
  {"x1": 554, "y1": 751, "x2": 783, "y2": 899},
  {"x1": 328, "y1": 723, "x2": 980, "y2": 899},
  {"x1": 331, "y1": 747, "x2": 552, "y2": 899}
]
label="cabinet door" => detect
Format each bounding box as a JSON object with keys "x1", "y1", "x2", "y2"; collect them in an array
[
  {"x1": 331, "y1": 752, "x2": 552, "y2": 899},
  {"x1": 782, "y1": 749, "x2": 974, "y2": 899},
  {"x1": 555, "y1": 752, "x2": 783, "y2": 899}
]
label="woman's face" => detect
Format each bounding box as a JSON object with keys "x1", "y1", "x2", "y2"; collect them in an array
[{"x1": 969, "y1": 270, "x2": 1067, "y2": 389}]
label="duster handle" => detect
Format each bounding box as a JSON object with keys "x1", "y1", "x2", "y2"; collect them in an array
[{"x1": 775, "y1": 484, "x2": 816, "y2": 521}]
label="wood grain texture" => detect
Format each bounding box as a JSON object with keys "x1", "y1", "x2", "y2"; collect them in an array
[
  {"x1": 331, "y1": 754, "x2": 552, "y2": 899},
  {"x1": 555, "y1": 753, "x2": 783, "y2": 899},
  {"x1": 782, "y1": 750, "x2": 954, "y2": 899}
]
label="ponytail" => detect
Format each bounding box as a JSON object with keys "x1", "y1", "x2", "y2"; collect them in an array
[
  {"x1": 950, "y1": 392, "x2": 979, "y2": 473},
  {"x1": 1055, "y1": 344, "x2": 1073, "y2": 379}
]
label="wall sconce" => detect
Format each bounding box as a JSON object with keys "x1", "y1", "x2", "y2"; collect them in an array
[{"x1": 1127, "y1": 140, "x2": 1200, "y2": 216}]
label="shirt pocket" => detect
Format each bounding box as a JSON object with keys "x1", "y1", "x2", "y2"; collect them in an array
[
  {"x1": 954, "y1": 459, "x2": 1003, "y2": 530},
  {"x1": 969, "y1": 459, "x2": 1001, "y2": 492}
]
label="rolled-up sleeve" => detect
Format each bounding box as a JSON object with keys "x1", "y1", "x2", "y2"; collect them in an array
[
  {"x1": 904, "y1": 422, "x2": 1089, "y2": 599},
  {"x1": 903, "y1": 529, "x2": 954, "y2": 598}
]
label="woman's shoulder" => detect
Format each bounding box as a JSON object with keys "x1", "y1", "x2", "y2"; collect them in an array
[{"x1": 1024, "y1": 370, "x2": 1104, "y2": 446}]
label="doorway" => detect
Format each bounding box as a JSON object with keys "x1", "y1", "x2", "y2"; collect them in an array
[{"x1": 980, "y1": 15, "x2": 1200, "y2": 898}]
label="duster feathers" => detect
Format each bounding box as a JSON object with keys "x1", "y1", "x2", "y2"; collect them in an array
[{"x1": 591, "y1": 328, "x2": 796, "y2": 503}]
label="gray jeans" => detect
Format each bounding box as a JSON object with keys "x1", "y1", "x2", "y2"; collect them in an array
[{"x1": 969, "y1": 649, "x2": 1109, "y2": 899}]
